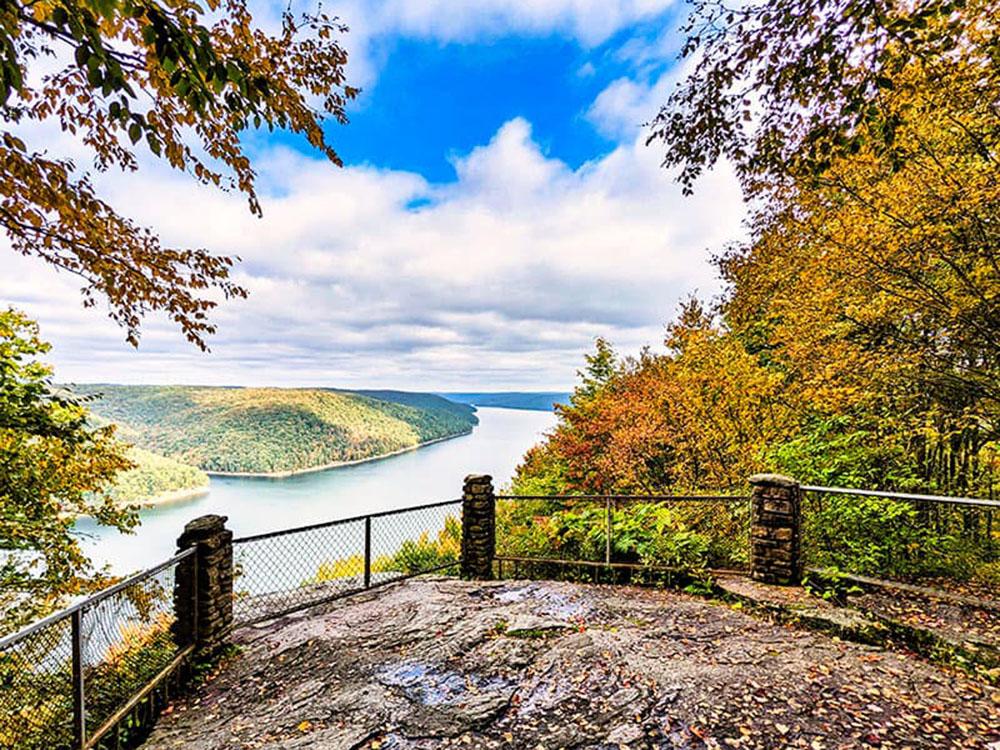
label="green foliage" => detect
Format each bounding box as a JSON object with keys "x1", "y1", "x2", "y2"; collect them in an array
[
  {"x1": 308, "y1": 516, "x2": 461, "y2": 584},
  {"x1": 571, "y1": 337, "x2": 618, "y2": 406},
  {"x1": 0, "y1": 310, "x2": 135, "y2": 632},
  {"x1": 512, "y1": 0, "x2": 1000, "y2": 588},
  {"x1": 767, "y1": 416, "x2": 921, "y2": 490},
  {"x1": 104, "y1": 447, "x2": 208, "y2": 506},
  {"x1": 508, "y1": 443, "x2": 569, "y2": 497},
  {"x1": 803, "y1": 494, "x2": 988, "y2": 580},
  {"x1": 496, "y1": 499, "x2": 748, "y2": 573},
  {"x1": 0, "y1": 603, "x2": 177, "y2": 748},
  {"x1": 802, "y1": 570, "x2": 864, "y2": 605},
  {"x1": 380, "y1": 518, "x2": 461, "y2": 575},
  {"x1": 82, "y1": 384, "x2": 478, "y2": 474},
  {"x1": 346, "y1": 390, "x2": 478, "y2": 422}
]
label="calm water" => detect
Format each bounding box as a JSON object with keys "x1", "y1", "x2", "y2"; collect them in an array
[{"x1": 74, "y1": 407, "x2": 556, "y2": 574}]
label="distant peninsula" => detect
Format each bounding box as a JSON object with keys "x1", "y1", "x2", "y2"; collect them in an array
[
  {"x1": 438, "y1": 392, "x2": 569, "y2": 412},
  {"x1": 80, "y1": 385, "x2": 479, "y2": 482}
]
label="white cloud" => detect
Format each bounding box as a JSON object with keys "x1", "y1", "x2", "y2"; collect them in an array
[
  {"x1": 586, "y1": 76, "x2": 662, "y2": 139},
  {"x1": 584, "y1": 39, "x2": 699, "y2": 140},
  {"x1": 324, "y1": 0, "x2": 677, "y2": 86},
  {"x1": 1, "y1": 114, "x2": 744, "y2": 390}
]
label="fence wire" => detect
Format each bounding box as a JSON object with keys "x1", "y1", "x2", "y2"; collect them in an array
[
  {"x1": 802, "y1": 488, "x2": 1000, "y2": 588},
  {"x1": 494, "y1": 495, "x2": 750, "y2": 582},
  {"x1": 232, "y1": 500, "x2": 462, "y2": 625},
  {"x1": 0, "y1": 610, "x2": 74, "y2": 749},
  {"x1": 81, "y1": 561, "x2": 182, "y2": 742},
  {"x1": 0, "y1": 549, "x2": 193, "y2": 750}
]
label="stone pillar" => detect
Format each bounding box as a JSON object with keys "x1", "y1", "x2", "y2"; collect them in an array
[
  {"x1": 174, "y1": 514, "x2": 234, "y2": 656},
  {"x1": 749, "y1": 474, "x2": 802, "y2": 585},
  {"x1": 461, "y1": 475, "x2": 495, "y2": 580}
]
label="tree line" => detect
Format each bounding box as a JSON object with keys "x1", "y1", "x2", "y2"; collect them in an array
[{"x1": 511, "y1": 0, "x2": 1000, "y2": 585}]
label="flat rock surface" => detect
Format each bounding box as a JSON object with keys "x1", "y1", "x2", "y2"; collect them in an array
[
  {"x1": 851, "y1": 587, "x2": 1000, "y2": 653},
  {"x1": 143, "y1": 578, "x2": 1000, "y2": 750},
  {"x1": 715, "y1": 575, "x2": 834, "y2": 610}
]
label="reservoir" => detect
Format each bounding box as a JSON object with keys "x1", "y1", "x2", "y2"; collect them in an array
[{"x1": 75, "y1": 406, "x2": 557, "y2": 574}]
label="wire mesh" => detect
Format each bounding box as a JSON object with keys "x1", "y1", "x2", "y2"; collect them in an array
[
  {"x1": 369, "y1": 503, "x2": 461, "y2": 578},
  {"x1": 80, "y1": 562, "x2": 183, "y2": 740},
  {"x1": 0, "y1": 550, "x2": 192, "y2": 750},
  {"x1": 802, "y1": 489, "x2": 1000, "y2": 589},
  {"x1": 0, "y1": 611, "x2": 74, "y2": 749},
  {"x1": 494, "y1": 495, "x2": 751, "y2": 581},
  {"x1": 232, "y1": 501, "x2": 462, "y2": 625}
]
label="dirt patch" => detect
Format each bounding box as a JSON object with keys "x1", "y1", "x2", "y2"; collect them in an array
[{"x1": 143, "y1": 578, "x2": 1000, "y2": 749}]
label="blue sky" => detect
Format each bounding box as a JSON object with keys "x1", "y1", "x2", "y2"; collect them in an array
[
  {"x1": 1, "y1": 0, "x2": 745, "y2": 390},
  {"x1": 332, "y1": 33, "x2": 647, "y2": 179},
  {"x1": 272, "y1": 12, "x2": 678, "y2": 180}
]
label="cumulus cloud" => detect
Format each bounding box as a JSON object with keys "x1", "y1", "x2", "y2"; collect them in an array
[
  {"x1": 324, "y1": 0, "x2": 677, "y2": 86},
  {"x1": 0, "y1": 0, "x2": 749, "y2": 390},
  {"x1": 1, "y1": 110, "x2": 744, "y2": 389}
]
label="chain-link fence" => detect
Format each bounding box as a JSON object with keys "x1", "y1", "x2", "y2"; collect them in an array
[
  {"x1": 494, "y1": 494, "x2": 750, "y2": 583},
  {"x1": 0, "y1": 548, "x2": 195, "y2": 750},
  {"x1": 801, "y1": 486, "x2": 1000, "y2": 590},
  {"x1": 232, "y1": 500, "x2": 462, "y2": 625}
]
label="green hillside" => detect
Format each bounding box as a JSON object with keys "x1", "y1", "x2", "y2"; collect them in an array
[
  {"x1": 344, "y1": 389, "x2": 481, "y2": 419},
  {"x1": 81, "y1": 385, "x2": 479, "y2": 474},
  {"x1": 106, "y1": 448, "x2": 209, "y2": 505}
]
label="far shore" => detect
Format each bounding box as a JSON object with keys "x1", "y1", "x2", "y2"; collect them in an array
[{"x1": 203, "y1": 429, "x2": 474, "y2": 479}]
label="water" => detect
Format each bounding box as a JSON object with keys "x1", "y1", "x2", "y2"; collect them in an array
[{"x1": 74, "y1": 407, "x2": 556, "y2": 575}]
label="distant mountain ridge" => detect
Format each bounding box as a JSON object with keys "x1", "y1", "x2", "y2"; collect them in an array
[
  {"x1": 80, "y1": 384, "x2": 479, "y2": 476},
  {"x1": 439, "y1": 392, "x2": 570, "y2": 412}
]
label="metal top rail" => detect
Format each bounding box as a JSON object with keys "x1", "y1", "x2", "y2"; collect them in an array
[
  {"x1": 232, "y1": 498, "x2": 463, "y2": 544},
  {"x1": 802, "y1": 484, "x2": 1000, "y2": 509},
  {"x1": 0, "y1": 545, "x2": 196, "y2": 649},
  {"x1": 495, "y1": 493, "x2": 747, "y2": 502}
]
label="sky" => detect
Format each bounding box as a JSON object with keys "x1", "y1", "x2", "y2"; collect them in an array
[{"x1": 0, "y1": 0, "x2": 746, "y2": 391}]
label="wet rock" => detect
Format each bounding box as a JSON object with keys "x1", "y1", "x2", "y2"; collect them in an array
[
  {"x1": 143, "y1": 578, "x2": 1000, "y2": 750},
  {"x1": 606, "y1": 721, "x2": 645, "y2": 744},
  {"x1": 503, "y1": 613, "x2": 571, "y2": 635}
]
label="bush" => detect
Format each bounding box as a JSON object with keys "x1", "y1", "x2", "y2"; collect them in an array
[
  {"x1": 307, "y1": 516, "x2": 461, "y2": 585},
  {"x1": 496, "y1": 499, "x2": 748, "y2": 572},
  {"x1": 801, "y1": 493, "x2": 993, "y2": 580}
]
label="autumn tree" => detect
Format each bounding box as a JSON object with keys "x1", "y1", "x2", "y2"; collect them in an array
[
  {"x1": 649, "y1": 0, "x2": 993, "y2": 195},
  {"x1": 510, "y1": 0, "x2": 1000, "y2": 581},
  {"x1": 514, "y1": 309, "x2": 789, "y2": 495},
  {"x1": 0, "y1": 309, "x2": 134, "y2": 632},
  {"x1": 651, "y1": 0, "x2": 1000, "y2": 493},
  {"x1": 1, "y1": 0, "x2": 357, "y2": 347}
]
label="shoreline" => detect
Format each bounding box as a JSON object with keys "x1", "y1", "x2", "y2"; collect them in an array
[
  {"x1": 203, "y1": 429, "x2": 474, "y2": 479},
  {"x1": 135, "y1": 485, "x2": 211, "y2": 508}
]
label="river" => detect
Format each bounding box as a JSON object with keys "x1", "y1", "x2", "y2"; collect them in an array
[{"x1": 74, "y1": 406, "x2": 557, "y2": 575}]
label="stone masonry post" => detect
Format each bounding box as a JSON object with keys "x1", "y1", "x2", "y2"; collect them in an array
[
  {"x1": 461, "y1": 474, "x2": 495, "y2": 580},
  {"x1": 749, "y1": 474, "x2": 802, "y2": 585},
  {"x1": 174, "y1": 514, "x2": 234, "y2": 656}
]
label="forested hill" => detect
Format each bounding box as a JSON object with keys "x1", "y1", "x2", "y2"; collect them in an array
[
  {"x1": 340, "y1": 390, "x2": 479, "y2": 420},
  {"x1": 439, "y1": 392, "x2": 570, "y2": 412},
  {"x1": 80, "y1": 385, "x2": 479, "y2": 475}
]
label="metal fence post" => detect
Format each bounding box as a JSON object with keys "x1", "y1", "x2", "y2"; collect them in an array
[
  {"x1": 364, "y1": 516, "x2": 372, "y2": 588},
  {"x1": 605, "y1": 496, "x2": 612, "y2": 565},
  {"x1": 71, "y1": 607, "x2": 86, "y2": 750}
]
